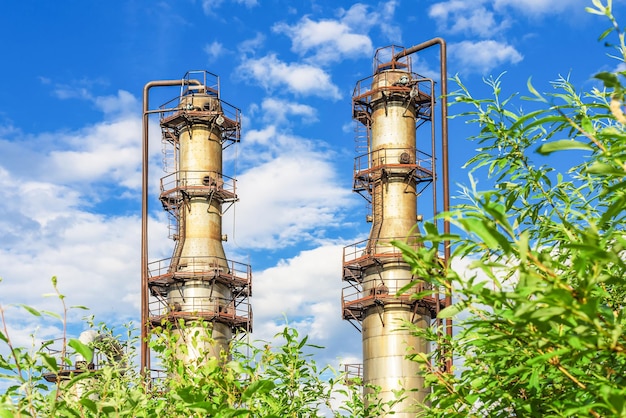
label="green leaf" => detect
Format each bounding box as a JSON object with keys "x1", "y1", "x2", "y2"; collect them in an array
[
  {"x1": 518, "y1": 230, "x2": 530, "y2": 265},
  {"x1": 79, "y1": 398, "x2": 99, "y2": 413},
  {"x1": 438, "y1": 301, "x2": 468, "y2": 319},
  {"x1": 18, "y1": 304, "x2": 41, "y2": 317},
  {"x1": 40, "y1": 352, "x2": 59, "y2": 373},
  {"x1": 0, "y1": 408, "x2": 14, "y2": 418},
  {"x1": 586, "y1": 162, "x2": 624, "y2": 176},
  {"x1": 529, "y1": 306, "x2": 566, "y2": 322},
  {"x1": 527, "y1": 78, "x2": 546, "y2": 102},
  {"x1": 594, "y1": 71, "x2": 620, "y2": 87},
  {"x1": 581, "y1": 115, "x2": 593, "y2": 133},
  {"x1": 68, "y1": 338, "x2": 93, "y2": 363},
  {"x1": 527, "y1": 348, "x2": 570, "y2": 365},
  {"x1": 458, "y1": 217, "x2": 511, "y2": 251},
  {"x1": 40, "y1": 310, "x2": 62, "y2": 321},
  {"x1": 601, "y1": 194, "x2": 626, "y2": 224},
  {"x1": 241, "y1": 379, "x2": 275, "y2": 402},
  {"x1": 536, "y1": 139, "x2": 593, "y2": 155}
]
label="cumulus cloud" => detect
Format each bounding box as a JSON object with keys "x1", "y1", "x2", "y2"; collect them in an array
[
  {"x1": 237, "y1": 53, "x2": 341, "y2": 99},
  {"x1": 258, "y1": 97, "x2": 317, "y2": 125},
  {"x1": 0, "y1": 190, "x2": 139, "y2": 324},
  {"x1": 0, "y1": 69, "x2": 355, "y2": 377},
  {"x1": 235, "y1": 156, "x2": 350, "y2": 248},
  {"x1": 94, "y1": 90, "x2": 139, "y2": 116},
  {"x1": 45, "y1": 117, "x2": 143, "y2": 189},
  {"x1": 273, "y1": 16, "x2": 372, "y2": 64},
  {"x1": 449, "y1": 40, "x2": 523, "y2": 74},
  {"x1": 494, "y1": 0, "x2": 587, "y2": 16},
  {"x1": 238, "y1": 32, "x2": 266, "y2": 55},
  {"x1": 202, "y1": 0, "x2": 257, "y2": 15},
  {"x1": 273, "y1": 1, "x2": 401, "y2": 65},
  {"x1": 0, "y1": 87, "x2": 174, "y2": 333},
  {"x1": 429, "y1": 0, "x2": 588, "y2": 36},
  {"x1": 428, "y1": 1, "x2": 510, "y2": 37},
  {"x1": 229, "y1": 126, "x2": 352, "y2": 249},
  {"x1": 0, "y1": 90, "x2": 164, "y2": 199},
  {"x1": 377, "y1": 0, "x2": 401, "y2": 42},
  {"x1": 250, "y1": 245, "x2": 360, "y2": 363},
  {"x1": 204, "y1": 40, "x2": 226, "y2": 62}
]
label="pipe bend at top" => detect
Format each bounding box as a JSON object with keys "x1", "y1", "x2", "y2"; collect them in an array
[
  {"x1": 393, "y1": 37, "x2": 446, "y2": 62},
  {"x1": 389, "y1": 37, "x2": 453, "y2": 350},
  {"x1": 140, "y1": 77, "x2": 201, "y2": 375},
  {"x1": 142, "y1": 79, "x2": 202, "y2": 114}
]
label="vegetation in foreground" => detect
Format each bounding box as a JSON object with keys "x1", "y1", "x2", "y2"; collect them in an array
[
  {"x1": 3, "y1": 1, "x2": 626, "y2": 416},
  {"x1": 0, "y1": 277, "x2": 397, "y2": 417},
  {"x1": 399, "y1": 1, "x2": 626, "y2": 416}
]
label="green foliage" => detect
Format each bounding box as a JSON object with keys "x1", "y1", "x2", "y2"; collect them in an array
[
  {"x1": 396, "y1": 2, "x2": 626, "y2": 416},
  {"x1": 0, "y1": 278, "x2": 396, "y2": 417}
]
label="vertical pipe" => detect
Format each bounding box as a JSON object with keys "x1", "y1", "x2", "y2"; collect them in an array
[
  {"x1": 141, "y1": 79, "x2": 198, "y2": 377},
  {"x1": 394, "y1": 38, "x2": 452, "y2": 371}
]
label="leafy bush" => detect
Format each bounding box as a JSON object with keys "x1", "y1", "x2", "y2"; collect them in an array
[
  {"x1": 396, "y1": 1, "x2": 626, "y2": 416},
  {"x1": 0, "y1": 277, "x2": 398, "y2": 417}
]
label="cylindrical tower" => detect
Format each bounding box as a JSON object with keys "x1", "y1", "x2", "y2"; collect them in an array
[
  {"x1": 147, "y1": 71, "x2": 251, "y2": 365},
  {"x1": 342, "y1": 47, "x2": 441, "y2": 416}
]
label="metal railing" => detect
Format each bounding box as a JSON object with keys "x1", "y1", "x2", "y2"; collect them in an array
[
  {"x1": 148, "y1": 255, "x2": 251, "y2": 285},
  {"x1": 160, "y1": 170, "x2": 237, "y2": 198},
  {"x1": 343, "y1": 363, "x2": 363, "y2": 385},
  {"x1": 343, "y1": 237, "x2": 420, "y2": 265},
  {"x1": 148, "y1": 296, "x2": 251, "y2": 321},
  {"x1": 354, "y1": 147, "x2": 433, "y2": 181}
]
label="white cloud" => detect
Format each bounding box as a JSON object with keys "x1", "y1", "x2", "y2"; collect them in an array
[
  {"x1": 249, "y1": 245, "x2": 360, "y2": 363},
  {"x1": 273, "y1": 16, "x2": 373, "y2": 64},
  {"x1": 0, "y1": 91, "x2": 162, "y2": 197},
  {"x1": 53, "y1": 85, "x2": 93, "y2": 101},
  {"x1": 204, "y1": 40, "x2": 226, "y2": 62},
  {"x1": 259, "y1": 97, "x2": 317, "y2": 125},
  {"x1": 493, "y1": 0, "x2": 587, "y2": 16},
  {"x1": 238, "y1": 32, "x2": 266, "y2": 55},
  {"x1": 0, "y1": 201, "x2": 143, "y2": 323},
  {"x1": 273, "y1": 1, "x2": 401, "y2": 65},
  {"x1": 202, "y1": 0, "x2": 224, "y2": 12},
  {"x1": 377, "y1": 0, "x2": 402, "y2": 42},
  {"x1": 234, "y1": 155, "x2": 350, "y2": 248},
  {"x1": 94, "y1": 90, "x2": 139, "y2": 117},
  {"x1": 202, "y1": 0, "x2": 257, "y2": 14},
  {"x1": 0, "y1": 88, "x2": 173, "y2": 332},
  {"x1": 237, "y1": 53, "x2": 341, "y2": 99},
  {"x1": 237, "y1": 0, "x2": 257, "y2": 6},
  {"x1": 219, "y1": 121, "x2": 354, "y2": 250},
  {"x1": 429, "y1": 1, "x2": 510, "y2": 38},
  {"x1": 45, "y1": 117, "x2": 142, "y2": 189},
  {"x1": 51, "y1": 77, "x2": 110, "y2": 103},
  {"x1": 0, "y1": 77, "x2": 356, "y2": 379},
  {"x1": 449, "y1": 40, "x2": 523, "y2": 74}
]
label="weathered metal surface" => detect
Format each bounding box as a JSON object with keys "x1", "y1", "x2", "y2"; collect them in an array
[
  {"x1": 342, "y1": 46, "x2": 445, "y2": 416},
  {"x1": 142, "y1": 71, "x2": 251, "y2": 373}
]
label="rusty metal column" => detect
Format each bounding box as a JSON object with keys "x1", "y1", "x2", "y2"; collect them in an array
[
  {"x1": 342, "y1": 42, "x2": 448, "y2": 416},
  {"x1": 361, "y1": 66, "x2": 430, "y2": 415},
  {"x1": 144, "y1": 72, "x2": 251, "y2": 378},
  {"x1": 167, "y1": 90, "x2": 232, "y2": 361}
]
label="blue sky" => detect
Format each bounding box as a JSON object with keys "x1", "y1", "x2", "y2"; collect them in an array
[{"x1": 1, "y1": 0, "x2": 623, "y2": 370}]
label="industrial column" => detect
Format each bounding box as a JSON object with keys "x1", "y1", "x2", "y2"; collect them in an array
[
  {"x1": 342, "y1": 47, "x2": 442, "y2": 416},
  {"x1": 144, "y1": 71, "x2": 251, "y2": 368}
]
